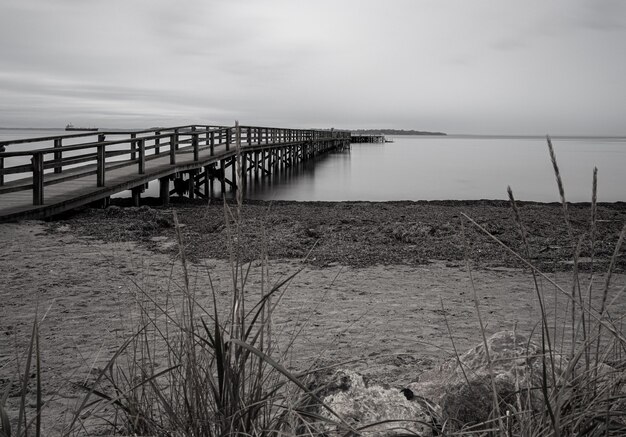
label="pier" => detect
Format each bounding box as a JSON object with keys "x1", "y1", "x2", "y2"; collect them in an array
[
  {"x1": 0, "y1": 124, "x2": 350, "y2": 222},
  {"x1": 350, "y1": 134, "x2": 385, "y2": 143}
]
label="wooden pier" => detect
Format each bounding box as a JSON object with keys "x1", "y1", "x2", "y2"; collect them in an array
[
  {"x1": 0, "y1": 124, "x2": 350, "y2": 222},
  {"x1": 350, "y1": 134, "x2": 385, "y2": 143}
]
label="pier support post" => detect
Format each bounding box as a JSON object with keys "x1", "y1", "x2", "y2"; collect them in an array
[
  {"x1": 209, "y1": 164, "x2": 215, "y2": 196},
  {"x1": 220, "y1": 160, "x2": 226, "y2": 194},
  {"x1": 231, "y1": 156, "x2": 236, "y2": 191},
  {"x1": 204, "y1": 166, "x2": 210, "y2": 197},
  {"x1": 241, "y1": 153, "x2": 248, "y2": 188},
  {"x1": 188, "y1": 170, "x2": 197, "y2": 199},
  {"x1": 159, "y1": 177, "x2": 170, "y2": 206},
  {"x1": 132, "y1": 186, "x2": 141, "y2": 207}
]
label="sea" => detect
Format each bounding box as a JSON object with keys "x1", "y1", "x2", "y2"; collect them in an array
[{"x1": 1, "y1": 128, "x2": 625, "y2": 203}]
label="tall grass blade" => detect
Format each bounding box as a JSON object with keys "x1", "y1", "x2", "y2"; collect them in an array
[
  {"x1": 547, "y1": 135, "x2": 574, "y2": 241},
  {"x1": 16, "y1": 315, "x2": 38, "y2": 437},
  {"x1": 0, "y1": 402, "x2": 11, "y2": 437},
  {"x1": 587, "y1": 166, "x2": 598, "y2": 357},
  {"x1": 229, "y1": 338, "x2": 358, "y2": 434},
  {"x1": 35, "y1": 320, "x2": 41, "y2": 437}
]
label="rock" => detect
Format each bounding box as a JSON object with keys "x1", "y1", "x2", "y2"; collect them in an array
[
  {"x1": 319, "y1": 369, "x2": 439, "y2": 436},
  {"x1": 408, "y1": 331, "x2": 550, "y2": 427},
  {"x1": 407, "y1": 330, "x2": 626, "y2": 430}
]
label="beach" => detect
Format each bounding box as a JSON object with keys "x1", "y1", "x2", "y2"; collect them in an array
[{"x1": 1, "y1": 199, "x2": 625, "y2": 434}]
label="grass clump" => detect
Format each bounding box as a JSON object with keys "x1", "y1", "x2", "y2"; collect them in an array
[
  {"x1": 70, "y1": 123, "x2": 346, "y2": 437},
  {"x1": 451, "y1": 136, "x2": 626, "y2": 436}
]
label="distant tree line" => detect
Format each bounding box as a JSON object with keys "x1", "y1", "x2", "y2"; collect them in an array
[{"x1": 351, "y1": 129, "x2": 446, "y2": 136}]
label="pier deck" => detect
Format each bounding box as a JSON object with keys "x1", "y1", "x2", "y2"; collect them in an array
[{"x1": 0, "y1": 124, "x2": 350, "y2": 221}]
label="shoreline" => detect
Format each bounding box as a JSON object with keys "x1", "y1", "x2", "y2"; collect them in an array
[
  {"x1": 106, "y1": 196, "x2": 626, "y2": 207},
  {"x1": 53, "y1": 198, "x2": 626, "y2": 271}
]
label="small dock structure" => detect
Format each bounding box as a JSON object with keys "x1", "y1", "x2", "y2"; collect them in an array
[
  {"x1": 350, "y1": 133, "x2": 385, "y2": 143},
  {"x1": 0, "y1": 123, "x2": 350, "y2": 222}
]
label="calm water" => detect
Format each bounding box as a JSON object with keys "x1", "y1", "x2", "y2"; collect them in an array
[
  {"x1": 2, "y1": 129, "x2": 625, "y2": 202},
  {"x1": 246, "y1": 135, "x2": 626, "y2": 202}
]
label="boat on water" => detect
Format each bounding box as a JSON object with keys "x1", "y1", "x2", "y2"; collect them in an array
[{"x1": 65, "y1": 123, "x2": 98, "y2": 132}]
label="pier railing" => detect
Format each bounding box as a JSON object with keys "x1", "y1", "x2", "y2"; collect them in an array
[{"x1": 0, "y1": 124, "x2": 349, "y2": 206}]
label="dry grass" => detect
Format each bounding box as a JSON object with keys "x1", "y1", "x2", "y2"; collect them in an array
[{"x1": 448, "y1": 136, "x2": 626, "y2": 436}]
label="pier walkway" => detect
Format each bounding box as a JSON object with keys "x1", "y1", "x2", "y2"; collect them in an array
[{"x1": 0, "y1": 124, "x2": 350, "y2": 222}]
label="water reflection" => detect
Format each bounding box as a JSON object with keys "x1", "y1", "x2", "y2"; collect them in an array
[{"x1": 244, "y1": 149, "x2": 351, "y2": 200}]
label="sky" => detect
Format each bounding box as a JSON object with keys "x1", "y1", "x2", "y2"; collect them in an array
[{"x1": 1, "y1": 0, "x2": 625, "y2": 135}]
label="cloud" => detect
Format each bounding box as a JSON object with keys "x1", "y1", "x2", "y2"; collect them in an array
[{"x1": 0, "y1": 0, "x2": 625, "y2": 135}]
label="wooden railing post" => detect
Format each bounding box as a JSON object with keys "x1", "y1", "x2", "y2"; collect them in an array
[
  {"x1": 226, "y1": 128, "x2": 231, "y2": 151},
  {"x1": 97, "y1": 142, "x2": 105, "y2": 187},
  {"x1": 154, "y1": 131, "x2": 161, "y2": 155},
  {"x1": 247, "y1": 127, "x2": 251, "y2": 146},
  {"x1": 169, "y1": 134, "x2": 177, "y2": 164},
  {"x1": 130, "y1": 133, "x2": 137, "y2": 160},
  {"x1": 138, "y1": 139, "x2": 146, "y2": 174},
  {"x1": 192, "y1": 133, "x2": 199, "y2": 161},
  {"x1": 53, "y1": 138, "x2": 62, "y2": 174},
  {"x1": 0, "y1": 147, "x2": 4, "y2": 186},
  {"x1": 32, "y1": 152, "x2": 44, "y2": 205},
  {"x1": 210, "y1": 130, "x2": 215, "y2": 156}
]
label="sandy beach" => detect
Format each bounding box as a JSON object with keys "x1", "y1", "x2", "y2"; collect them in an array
[{"x1": 1, "y1": 199, "x2": 625, "y2": 434}]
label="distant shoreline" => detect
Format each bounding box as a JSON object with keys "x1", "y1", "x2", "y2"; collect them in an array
[
  {"x1": 2, "y1": 127, "x2": 625, "y2": 140},
  {"x1": 351, "y1": 129, "x2": 446, "y2": 136}
]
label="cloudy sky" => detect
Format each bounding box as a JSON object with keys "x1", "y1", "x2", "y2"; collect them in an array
[{"x1": 1, "y1": 0, "x2": 625, "y2": 135}]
